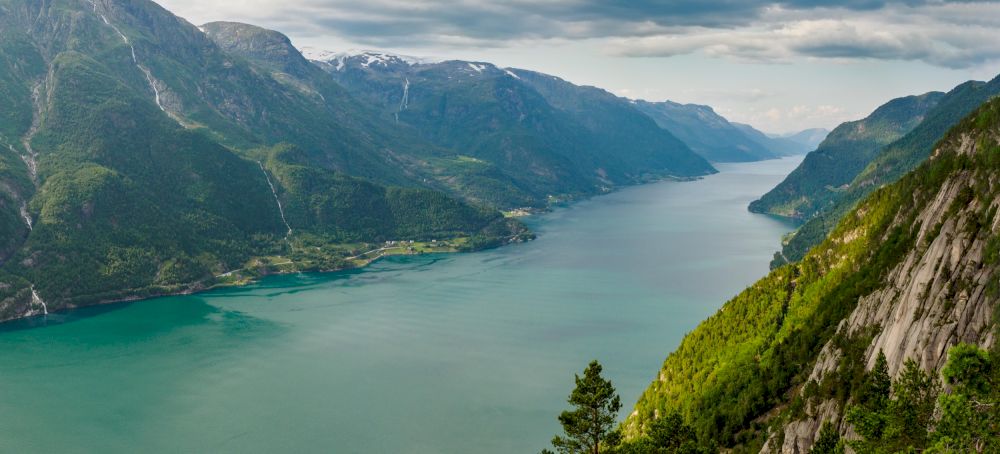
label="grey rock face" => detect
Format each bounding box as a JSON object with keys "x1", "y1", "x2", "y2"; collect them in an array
[{"x1": 763, "y1": 135, "x2": 998, "y2": 453}]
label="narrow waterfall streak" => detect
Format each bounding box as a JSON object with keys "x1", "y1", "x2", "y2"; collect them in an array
[
  {"x1": 259, "y1": 162, "x2": 292, "y2": 237},
  {"x1": 7, "y1": 141, "x2": 35, "y2": 183},
  {"x1": 30, "y1": 286, "x2": 47, "y2": 316},
  {"x1": 400, "y1": 78, "x2": 410, "y2": 111},
  {"x1": 20, "y1": 204, "x2": 32, "y2": 230},
  {"x1": 3, "y1": 142, "x2": 33, "y2": 230},
  {"x1": 86, "y1": 0, "x2": 172, "y2": 117},
  {"x1": 18, "y1": 150, "x2": 36, "y2": 180},
  {"x1": 395, "y1": 78, "x2": 410, "y2": 123},
  {"x1": 19, "y1": 80, "x2": 45, "y2": 182}
]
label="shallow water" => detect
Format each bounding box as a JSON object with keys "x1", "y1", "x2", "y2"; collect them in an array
[{"x1": 0, "y1": 157, "x2": 802, "y2": 453}]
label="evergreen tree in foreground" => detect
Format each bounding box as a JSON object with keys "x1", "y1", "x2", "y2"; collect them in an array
[
  {"x1": 839, "y1": 347, "x2": 1000, "y2": 453},
  {"x1": 547, "y1": 360, "x2": 622, "y2": 454}
]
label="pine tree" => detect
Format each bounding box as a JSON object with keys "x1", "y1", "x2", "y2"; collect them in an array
[
  {"x1": 647, "y1": 412, "x2": 699, "y2": 452},
  {"x1": 847, "y1": 353, "x2": 941, "y2": 453},
  {"x1": 549, "y1": 360, "x2": 622, "y2": 454},
  {"x1": 930, "y1": 343, "x2": 1000, "y2": 453},
  {"x1": 846, "y1": 350, "x2": 891, "y2": 451},
  {"x1": 886, "y1": 359, "x2": 939, "y2": 449},
  {"x1": 809, "y1": 421, "x2": 843, "y2": 454},
  {"x1": 863, "y1": 351, "x2": 891, "y2": 408}
]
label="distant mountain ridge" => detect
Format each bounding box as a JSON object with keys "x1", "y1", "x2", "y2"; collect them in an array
[
  {"x1": 304, "y1": 45, "x2": 716, "y2": 207},
  {"x1": 307, "y1": 47, "x2": 820, "y2": 164},
  {"x1": 780, "y1": 128, "x2": 829, "y2": 149},
  {"x1": 634, "y1": 101, "x2": 820, "y2": 162},
  {"x1": 749, "y1": 91, "x2": 945, "y2": 219},
  {"x1": 757, "y1": 75, "x2": 1000, "y2": 266},
  {"x1": 731, "y1": 122, "x2": 824, "y2": 157}
]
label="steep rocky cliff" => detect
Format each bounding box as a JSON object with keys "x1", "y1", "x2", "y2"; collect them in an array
[
  {"x1": 627, "y1": 97, "x2": 1000, "y2": 453},
  {"x1": 769, "y1": 76, "x2": 1000, "y2": 268},
  {"x1": 765, "y1": 125, "x2": 999, "y2": 453}
]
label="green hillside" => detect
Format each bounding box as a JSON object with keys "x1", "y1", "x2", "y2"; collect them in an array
[
  {"x1": 773, "y1": 76, "x2": 1000, "y2": 266},
  {"x1": 0, "y1": 0, "x2": 518, "y2": 320},
  {"x1": 633, "y1": 100, "x2": 780, "y2": 162},
  {"x1": 311, "y1": 51, "x2": 716, "y2": 207},
  {"x1": 749, "y1": 92, "x2": 943, "y2": 219},
  {"x1": 623, "y1": 96, "x2": 1000, "y2": 452}
]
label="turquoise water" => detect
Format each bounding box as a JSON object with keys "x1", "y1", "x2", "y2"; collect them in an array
[{"x1": 0, "y1": 157, "x2": 802, "y2": 453}]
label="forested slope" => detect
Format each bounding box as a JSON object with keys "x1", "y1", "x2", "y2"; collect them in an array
[
  {"x1": 0, "y1": 0, "x2": 517, "y2": 321},
  {"x1": 749, "y1": 92, "x2": 943, "y2": 219},
  {"x1": 624, "y1": 96, "x2": 1000, "y2": 453},
  {"x1": 772, "y1": 76, "x2": 1000, "y2": 266}
]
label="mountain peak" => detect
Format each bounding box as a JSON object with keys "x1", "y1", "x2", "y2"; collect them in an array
[
  {"x1": 201, "y1": 21, "x2": 316, "y2": 78},
  {"x1": 299, "y1": 47, "x2": 437, "y2": 71}
]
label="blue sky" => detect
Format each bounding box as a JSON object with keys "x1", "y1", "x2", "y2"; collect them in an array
[{"x1": 159, "y1": 0, "x2": 1000, "y2": 133}]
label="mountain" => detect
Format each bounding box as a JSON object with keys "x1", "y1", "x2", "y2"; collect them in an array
[
  {"x1": 782, "y1": 127, "x2": 829, "y2": 150},
  {"x1": 749, "y1": 92, "x2": 945, "y2": 218},
  {"x1": 0, "y1": 1, "x2": 719, "y2": 322},
  {"x1": 733, "y1": 122, "x2": 825, "y2": 156},
  {"x1": 0, "y1": 0, "x2": 523, "y2": 322},
  {"x1": 507, "y1": 70, "x2": 716, "y2": 176},
  {"x1": 306, "y1": 49, "x2": 716, "y2": 207},
  {"x1": 622, "y1": 95, "x2": 1000, "y2": 453},
  {"x1": 632, "y1": 101, "x2": 780, "y2": 162},
  {"x1": 770, "y1": 76, "x2": 1000, "y2": 266},
  {"x1": 630, "y1": 100, "x2": 820, "y2": 162}
]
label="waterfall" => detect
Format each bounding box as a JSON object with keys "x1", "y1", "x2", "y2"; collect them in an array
[
  {"x1": 18, "y1": 80, "x2": 45, "y2": 182},
  {"x1": 394, "y1": 78, "x2": 410, "y2": 123},
  {"x1": 86, "y1": 0, "x2": 174, "y2": 119},
  {"x1": 20, "y1": 204, "x2": 32, "y2": 230},
  {"x1": 29, "y1": 286, "x2": 48, "y2": 316},
  {"x1": 258, "y1": 162, "x2": 292, "y2": 236}
]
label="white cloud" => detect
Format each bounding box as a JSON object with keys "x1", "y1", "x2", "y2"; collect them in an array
[
  {"x1": 723, "y1": 104, "x2": 859, "y2": 133},
  {"x1": 159, "y1": 0, "x2": 1000, "y2": 69},
  {"x1": 603, "y1": 3, "x2": 1000, "y2": 69}
]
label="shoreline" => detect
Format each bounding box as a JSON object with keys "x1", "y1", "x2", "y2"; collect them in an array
[
  {"x1": 3, "y1": 167, "x2": 729, "y2": 325},
  {"x1": 3, "y1": 234, "x2": 532, "y2": 325}
]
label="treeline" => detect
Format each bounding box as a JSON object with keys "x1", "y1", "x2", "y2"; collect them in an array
[
  {"x1": 614, "y1": 94, "x2": 1000, "y2": 451},
  {"x1": 545, "y1": 342, "x2": 1000, "y2": 454},
  {"x1": 813, "y1": 345, "x2": 1000, "y2": 453}
]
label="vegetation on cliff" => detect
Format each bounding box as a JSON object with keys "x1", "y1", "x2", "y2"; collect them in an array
[{"x1": 621, "y1": 96, "x2": 1000, "y2": 452}]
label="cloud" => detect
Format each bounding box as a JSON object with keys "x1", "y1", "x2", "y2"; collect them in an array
[
  {"x1": 722, "y1": 103, "x2": 859, "y2": 132},
  {"x1": 158, "y1": 0, "x2": 1000, "y2": 68},
  {"x1": 605, "y1": 3, "x2": 1000, "y2": 68}
]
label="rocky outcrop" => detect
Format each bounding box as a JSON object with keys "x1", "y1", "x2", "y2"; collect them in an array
[{"x1": 763, "y1": 134, "x2": 999, "y2": 453}]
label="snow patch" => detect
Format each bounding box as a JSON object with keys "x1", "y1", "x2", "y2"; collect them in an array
[
  {"x1": 468, "y1": 63, "x2": 486, "y2": 73},
  {"x1": 298, "y1": 47, "x2": 439, "y2": 68},
  {"x1": 299, "y1": 46, "x2": 341, "y2": 62},
  {"x1": 503, "y1": 69, "x2": 521, "y2": 80}
]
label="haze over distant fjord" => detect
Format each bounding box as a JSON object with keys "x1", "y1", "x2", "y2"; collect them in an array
[{"x1": 158, "y1": 0, "x2": 1000, "y2": 133}]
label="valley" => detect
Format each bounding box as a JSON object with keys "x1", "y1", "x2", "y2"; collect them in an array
[
  {"x1": 1, "y1": 1, "x2": 998, "y2": 453},
  {"x1": 0, "y1": 157, "x2": 802, "y2": 454}
]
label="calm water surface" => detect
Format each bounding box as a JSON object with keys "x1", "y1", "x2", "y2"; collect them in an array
[{"x1": 0, "y1": 157, "x2": 802, "y2": 453}]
